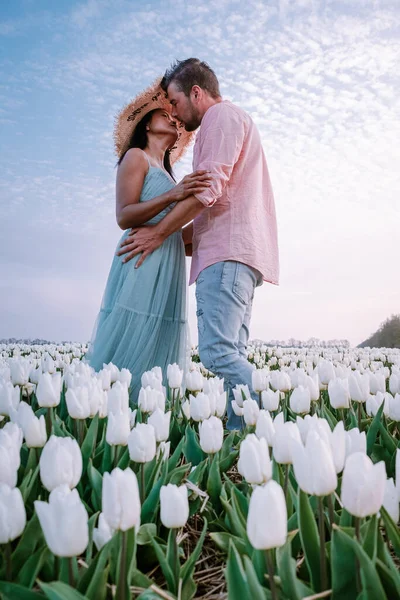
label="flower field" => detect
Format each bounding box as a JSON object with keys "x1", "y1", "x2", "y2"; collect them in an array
[{"x1": 0, "y1": 342, "x2": 399, "y2": 600}]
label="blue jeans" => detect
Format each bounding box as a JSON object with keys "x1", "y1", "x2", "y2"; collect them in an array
[{"x1": 195, "y1": 261, "x2": 262, "y2": 430}]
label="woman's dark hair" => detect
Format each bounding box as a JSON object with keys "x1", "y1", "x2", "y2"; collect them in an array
[
  {"x1": 161, "y1": 58, "x2": 221, "y2": 99},
  {"x1": 117, "y1": 109, "x2": 175, "y2": 180}
]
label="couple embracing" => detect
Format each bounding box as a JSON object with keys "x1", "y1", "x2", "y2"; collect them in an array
[{"x1": 86, "y1": 58, "x2": 279, "y2": 430}]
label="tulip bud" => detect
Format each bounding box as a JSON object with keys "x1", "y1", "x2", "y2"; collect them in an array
[
  {"x1": 40, "y1": 435, "x2": 82, "y2": 491},
  {"x1": 261, "y1": 389, "x2": 280, "y2": 412},
  {"x1": 157, "y1": 441, "x2": 171, "y2": 462},
  {"x1": 211, "y1": 391, "x2": 227, "y2": 418},
  {"x1": 185, "y1": 370, "x2": 204, "y2": 393},
  {"x1": 330, "y1": 420, "x2": 346, "y2": 474},
  {"x1": 0, "y1": 381, "x2": 20, "y2": 417},
  {"x1": 345, "y1": 428, "x2": 366, "y2": 459},
  {"x1": 36, "y1": 372, "x2": 61, "y2": 408},
  {"x1": 199, "y1": 416, "x2": 223, "y2": 454},
  {"x1": 231, "y1": 400, "x2": 244, "y2": 416},
  {"x1": 273, "y1": 418, "x2": 301, "y2": 464},
  {"x1": 270, "y1": 371, "x2": 291, "y2": 392},
  {"x1": 167, "y1": 363, "x2": 183, "y2": 389},
  {"x1": 317, "y1": 360, "x2": 336, "y2": 385},
  {"x1": 328, "y1": 378, "x2": 350, "y2": 409},
  {"x1": 238, "y1": 434, "x2": 272, "y2": 485},
  {"x1": 252, "y1": 370, "x2": 268, "y2": 393},
  {"x1": 118, "y1": 368, "x2": 132, "y2": 387},
  {"x1": 148, "y1": 409, "x2": 171, "y2": 443},
  {"x1": 247, "y1": 480, "x2": 287, "y2": 549},
  {"x1": 0, "y1": 484, "x2": 26, "y2": 543},
  {"x1": 255, "y1": 410, "x2": 275, "y2": 446},
  {"x1": 289, "y1": 386, "x2": 311, "y2": 414},
  {"x1": 181, "y1": 399, "x2": 191, "y2": 420},
  {"x1": 93, "y1": 512, "x2": 115, "y2": 551},
  {"x1": 389, "y1": 374, "x2": 400, "y2": 396},
  {"x1": 189, "y1": 392, "x2": 211, "y2": 422},
  {"x1": 108, "y1": 381, "x2": 130, "y2": 415},
  {"x1": 66, "y1": 387, "x2": 91, "y2": 420},
  {"x1": 128, "y1": 423, "x2": 156, "y2": 463},
  {"x1": 106, "y1": 410, "x2": 130, "y2": 446},
  {"x1": 138, "y1": 386, "x2": 164, "y2": 414},
  {"x1": 9, "y1": 358, "x2": 30, "y2": 386},
  {"x1": 102, "y1": 468, "x2": 141, "y2": 531},
  {"x1": 387, "y1": 393, "x2": 400, "y2": 422},
  {"x1": 383, "y1": 478, "x2": 399, "y2": 523},
  {"x1": 341, "y1": 452, "x2": 386, "y2": 518},
  {"x1": 15, "y1": 401, "x2": 47, "y2": 448},
  {"x1": 291, "y1": 431, "x2": 337, "y2": 496},
  {"x1": 97, "y1": 368, "x2": 112, "y2": 391},
  {"x1": 35, "y1": 485, "x2": 89, "y2": 556},
  {"x1": 243, "y1": 398, "x2": 260, "y2": 425},
  {"x1": 232, "y1": 384, "x2": 251, "y2": 408},
  {"x1": 0, "y1": 422, "x2": 23, "y2": 472},
  {"x1": 103, "y1": 362, "x2": 119, "y2": 384},
  {"x1": 160, "y1": 484, "x2": 189, "y2": 528},
  {"x1": 203, "y1": 377, "x2": 224, "y2": 395},
  {"x1": 369, "y1": 372, "x2": 386, "y2": 395},
  {"x1": 348, "y1": 372, "x2": 370, "y2": 403}
]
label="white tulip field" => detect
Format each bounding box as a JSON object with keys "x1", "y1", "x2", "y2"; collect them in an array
[{"x1": 0, "y1": 341, "x2": 399, "y2": 599}]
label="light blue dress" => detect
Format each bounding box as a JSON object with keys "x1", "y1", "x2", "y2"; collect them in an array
[{"x1": 86, "y1": 159, "x2": 187, "y2": 404}]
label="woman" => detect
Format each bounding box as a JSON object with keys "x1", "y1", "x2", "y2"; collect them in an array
[{"x1": 85, "y1": 79, "x2": 210, "y2": 402}]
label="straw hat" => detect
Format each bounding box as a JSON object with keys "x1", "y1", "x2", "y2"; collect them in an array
[{"x1": 113, "y1": 77, "x2": 195, "y2": 164}]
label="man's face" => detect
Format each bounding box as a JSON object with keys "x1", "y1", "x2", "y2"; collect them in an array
[{"x1": 167, "y1": 82, "x2": 201, "y2": 132}]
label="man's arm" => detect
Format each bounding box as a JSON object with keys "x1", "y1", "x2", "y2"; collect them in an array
[{"x1": 117, "y1": 196, "x2": 204, "y2": 267}]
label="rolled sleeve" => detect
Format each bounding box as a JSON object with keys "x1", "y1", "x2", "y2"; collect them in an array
[{"x1": 194, "y1": 109, "x2": 246, "y2": 207}]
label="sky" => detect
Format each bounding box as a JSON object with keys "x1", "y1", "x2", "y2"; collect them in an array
[{"x1": 0, "y1": 0, "x2": 399, "y2": 347}]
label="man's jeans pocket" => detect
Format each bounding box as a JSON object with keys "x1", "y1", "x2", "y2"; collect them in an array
[{"x1": 232, "y1": 262, "x2": 256, "y2": 306}]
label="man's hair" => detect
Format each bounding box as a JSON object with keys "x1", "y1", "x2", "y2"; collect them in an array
[{"x1": 161, "y1": 58, "x2": 221, "y2": 99}]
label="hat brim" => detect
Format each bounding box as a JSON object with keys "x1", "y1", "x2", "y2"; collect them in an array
[{"x1": 114, "y1": 77, "x2": 195, "y2": 165}]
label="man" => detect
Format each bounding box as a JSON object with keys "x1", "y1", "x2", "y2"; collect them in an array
[{"x1": 119, "y1": 58, "x2": 279, "y2": 429}]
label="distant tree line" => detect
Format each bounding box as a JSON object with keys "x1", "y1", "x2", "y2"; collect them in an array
[{"x1": 359, "y1": 314, "x2": 400, "y2": 348}]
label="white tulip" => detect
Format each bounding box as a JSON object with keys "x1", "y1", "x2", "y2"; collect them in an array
[
  {"x1": 238, "y1": 434, "x2": 272, "y2": 485},
  {"x1": 35, "y1": 485, "x2": 89, "y2": 556},
  {"x1": 66, "y1": 387, "x2": 91, "y2": 419},
  {"x1": 396, "y1": 449, "x2": 400, "y2": 501},
  {"x1": 212, "y1": 391, "x2": 227, "y2": 418},
  {"x1": 243, "y1": 398, "x2": 260, "y2": 425},
  {"x1": 128, "y1": 423, "x2": 156, "y2": 463},
  {"x1": 108, "y1": 381, "x2": 130, "y2": 415},
  {"x1": 157, "y1": 441, "x2": 171, "y2": 462},
  {"x1": 40, "y1": 435, "x2": 82, "y2": 491},
  {"x1": 304, "y1": 374, "x2": 320, "y2": 402},
  {"x1": 341, "y1": 452, "x2": 386, "y2": 518},
  {"x1": 389, "y1": 374, "x2": 400, "y2": 396},
  {"x1": 199, "y1": 416, "x2": 224, "y2": 454},
  {"x1": 369, "y1": 372, "x2": 386, "y2": 395},
  {"x1": 232, "y1": 384, "x2": 251, "y2": 408},
  {"x1": 103, "y1": 362, "x2": 120, "y2": 384},
  {"x1": 148, "y1": 409, "x2": 171, "y2": 443},
  {"x1": 231, "y1": 400, "x2": 244, "y2": 416},
  {"x1": 383, "y1": 478, "x2": 399, "y2": 523},
  {"x1": 0, "y1": 381, "x2": 20, "y2": 417},
  {"x1": 9, "y1": 358, "x2": 31, "y2": 386},
  {"x1": 15, "y1": 401, "x2": 47, "y2": 448},
  {"x1": 345, "y1": 428, "x2": 366, "y2": 459},
  {"x1": 261, "y1": 389, "x2": 280, "y2": 412},
  {"x1": 255, "y1": 410, "x2": 275, "y2": 447},
  {"x1": 138, "y1": 386, "x2": 164, "y2": 414},
  {"x1": 317, "y1": 360, "x2": 336, "y2": 385},
  {"x1": 102, "y1": 467, "x2": 141, "y2": 531},
  {"x1": 328, "y1": 378, "x2": 350, "y2": 409},
  {"x1": 273, "y1": 418, "x2": 301, "y2": 464},
  {"x1": 93, "y1": 512, "x2": 115, "y2": 551},
  {"x1": 289, "y1": 386, "x2": 311, "y2": 414},
  {"x1": 387, "y1": 393, "x2": 400, "y2": 421},
  {"x1": 181, "y1": 399, "x2": 191, "y2": 420},
  {"x1": 348, "y1": 372, "x2": 370, "y2": 403},
  {"x1": 97, "y1": 368, "x2": 112, "y2": 391},
  {"x1": 0, "y1": 484, "x2": 26, "y2": 543},
  {"x1": 247, "y1": 481, "x2": 287, "y2": 549},
  {"x1": 106, "y1": 410, "x2": 130, "y2": 446},
  {"x1": 270, "y1": 371, "x2": 291, "y2": 392},
  {"x1": 36, "y1": 372, "x2": 61, "y2": 408},
  {"x1": 118, "y1": 368, "x2": 132, "y2": 388},
  {"x1": 185, "y1": 370, "x2": 204, "y2": 393},
  {"x1": 160, "y1": 484, "x2": 189, "y2": 528},
  {"x1": 0, "y1": 422, "x2": 23, "y2": 472},
  {"x1": 167, "y1": 363, "x2": 183, "y2": 389},
  {"x1": 291, "y1": 431, "x2": 337, "y2": 496},
  {"x1": 330, "y1": 420, "x2": 346, "y2": 474},
  {"x1": 252, "y1": 370, "x2": 268, "y2": 393},
  {"x1": 189, "y1": 393, "x2": 211, "y2": 421},
  {"x1": 203, "y1": 377, "x2": 224, "y2": 395}
]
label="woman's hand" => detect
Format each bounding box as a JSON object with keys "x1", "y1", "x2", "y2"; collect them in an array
[{"x1": 172, "y1": 170, "x2": 212, "y2": 202}]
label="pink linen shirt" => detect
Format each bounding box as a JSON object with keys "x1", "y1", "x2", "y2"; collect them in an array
[{"x1": 190, "y1": 100, "x2": 279, "y2": 286}]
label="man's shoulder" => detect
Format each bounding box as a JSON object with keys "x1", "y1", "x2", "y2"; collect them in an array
[{"x1": 204, "y1": 100, "x2": 249, "y2": 128}]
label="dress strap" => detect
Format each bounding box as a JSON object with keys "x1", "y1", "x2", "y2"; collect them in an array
[{"x1": 143, "y1": 151, "x2": 152, "y2": 171}]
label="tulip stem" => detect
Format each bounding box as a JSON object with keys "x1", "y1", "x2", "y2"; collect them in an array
[
  {"x1": 265, "y1": 549, "x2": 278, "y2": 600},
  {"x1": 258, "y1": 391, "x2": 262, "y2": 409},
  {"x1": 340, "y1": 409, "x2": 346, "y2": 424},
  {"x1": 328, "y1": 495, "x2": 335, "y2": 529},
  {"x1": 171, "y1": 528, "x2": 179, "y2": 593},
  {"x1": 357, "y1": 403, "x2": 362, "y2": 430},
  {"x1": 172, "y1": 388, "x2": 176, "y2": 414},
  {"x1": 355, "y1": 517, "x2": 361, "y2": 594},
  {"x1": 68, "y1": 557, "x2": 74, "y2": 587},
  {"x1": 46, "y1": 407, "x2": 52, "y2": 437},
  {"x1": 140, "y1": 463, "x2": 145, "y2": 504},
  {"x1": 318, "y1": 497, "x2": 328, "y2": 592},
  {"x1": 283, "y1": 465, "x2": 289, "y2": 501},
  {"x1": 5, "y1": 541, "x2": 12, "y2": 580},
  {"x1": 117, "y1": 530, "x2": 128, "y2": 600}
]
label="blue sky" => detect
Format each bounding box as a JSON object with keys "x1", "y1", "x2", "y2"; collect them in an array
[{"x1": 1, "y1": 0, "x2": 399, "y2": 346}]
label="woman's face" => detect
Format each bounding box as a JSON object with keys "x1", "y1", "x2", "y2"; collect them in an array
[{"x1": 148, "y1": 109, "x2": 178, "y2": 145}]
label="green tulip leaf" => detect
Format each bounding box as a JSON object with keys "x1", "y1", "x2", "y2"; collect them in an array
[
  {"x1": 209, "y1": 532, "x2": 248, "y2": 556},
  {"x1": 81, "y1": 413, "x2": 99, "y2": 471},
  {"x1": 167, "y1": 462, "x2": 191, "y2": 486},
  {"x1": 16, "y1": 546, "x2": 51, "y2": 589},
  {"x1": 276, "y1": 537, "x2": 313, "y2": 600},
  {"x1": 376, "y1": 558, "x2": 400, "y2": 599},
  {"x1": 225, "y1": 541, "x2": 250, "y2": 600},
  {"x1": 331, "y1": 526, "x2": 358, "y2": 600},
  {"x1": 0, "y1": 581, "x2": 45, "y2": 599},
  {"x1": 219, "y1": 449, "x2": 239, "y2": 473},
  {"x1": 207, "y1": 454, "x2": 222, "y2": 512},
  {"x1": 298, "y1": 488, "x2": 321, "y2": 592},
  {"x1": 332, "y1": 526, "x2": 388, "y2": 600},
  {"x1": 149, "y1": 533, "x2": 176, "y2": 593},
  {"x1": 167, "y1": 436, "x2": 184, "y2": 472},
  {"x1": 380, "y1": 506, "x2": 400, "y2": 559},
  {"x1": 141, "y1": 461, "x2": 168, "y2": 524},
  {"x1": 366, "y1": 402, "x2": 384, "y2": 456},
  {"x1": 181, "y1": 517, "x2": 207, "y2": 584},
  {"x1": 87, "y1": 460, "x2": 103, "y2": 512},
  {"x1": 11, "y1": 513, "x2": 44, "y2": 578},
  {"x1": 137, "y1": 523, "x2": 157, "y2": 545},
  {"x1": 220, "y1": 430, "x2": 236, "y2": 461},
  {"x1": 362, "y1": 515, "x2": 378, "y2": 562},
  {"x1": 243, "y1": 554, "x2": 272, "y2": 599},
  {"x1": 378, "y1": 423, "x2": 397, "y2": 454},
  {"x1": 183, "y1": 425, "x2": 205, "y2": 466},
  {"x1": 38, "y1": 580, "x2": 87, "y2": 600}
]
